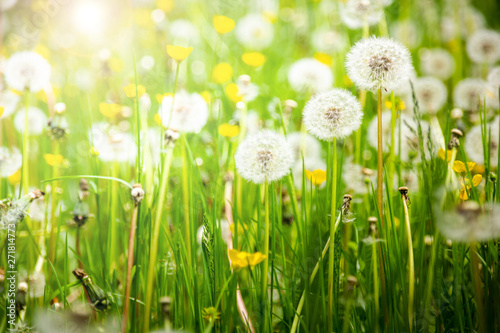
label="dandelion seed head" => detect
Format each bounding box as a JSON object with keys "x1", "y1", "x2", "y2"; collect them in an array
[
  {"x1": 4, "y1": 51, "x2": 51, "y2": 93},
  {"x1": 0, "y1": 146, "x2": 22, "y2": 177},
  {"x1": 466, "y1": 29, "x2": 500, "y2": 64},
  {"x1": 303, "y1": 89, "x2": 363, "y2": 142},
  {"x1": 14, "y1": 107, "x2": 48, "y2": 135},
  {"x1": 286, "y1": 132, "x2": 322, "y2": 161},
  {"x1": 340, "y1": 0, "x2": 383, "y2": 29},
  {"x1": 342, "y1": 160, "x2": 376, "y2": 195},
  {"x1": 235, "y1": 130, "x2": 294, "y2": 184},
  {"x1": 287, "y1": 58, "x2": 333, "y2": 94},
  {"x1": 236, "y1": 75, "x2": 259, "y2": 102},
  {"x1": 487, "y1": 66, "x2": 500, "y2": 91},
  {"x1": 0, "y1": 90, "x2": 20, "y2": 119},
  {"x1": 464, "y1": 122, "x2": 499, "y2": 167},
  {"x1": 413, "y1": 76, "x2": 448, "y2": 114},
  {"x1": 346, "y1": 37, "x2": 413, "y2": 92},
  {"x1": 90, "y1": 122, "x2": 137, "y2": 164},
  {"x1": 419, "y1": 48, "x2": 455, "y2": 80},
  {"x1": 159, "y1": 91, "x2": 208, "y2": 133},
  {"x1": 235, "y1": 14, "x2": 274, "y2": 50},
  {"x1": 453, "y1": 78, "x2": 490, "y2": 112},
  {"x1": 312, "y1": 29, "x2": 346, "y2": 53}
]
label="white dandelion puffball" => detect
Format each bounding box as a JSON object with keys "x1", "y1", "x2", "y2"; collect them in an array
[
  {"x1": 453, "y1": 78, "x2": 489, "y2": 112},
  {"x1": 288, "y1": 58, "x2": 333, "y2": 94},
  {"x1": 340, "y1": 0, "x2": 383, "y2": 29},
  {"x1": 0, "y1": 146, "x2": 22, "y2": 177},
  {"x1": 487, "y1": 66, "x2": 500, "y2": 90},
  {"x1": 14, "y1": 107, "x2": 48, "y2": 135},
  {"x1": 235, "y1": 14, "x2": 274, "y2": 50},
  {"x1": 466, "y1": 29, "x2": 500, "y2": 64},
  {"x1": 342, "y1": 161, "x2": 376, "y2": 195},
  {"x1": 419, "y1": 48, "x2": 455, "y2": 80},
  {"x1": 346, "y1": 37, "x2": 413, "y2": 92},
  {"x1": 236, "y1": 75, "x2": 259, "y2": 102},
  {"x1": 169, "y1": 19, "x2": 200, "y2": 46},
  {"x1": 90, "y1": 122, "x2": 138, "y2": 164},
  {"x1": 436, "y1": 202, "x2": 500, "y2": 242},
  {"x1": 4, "y1": 51, "x2": 51, "y2": 93},
  {"x1": 292, "y1": 158, "x2": 327, "y2": 189},
  {"x1": 312, "y1": 29, "x2": 346, "y2": 53},
  {"x1": 302, "y1": 89, "x2": 363, "y2": 141},
  {"x1": 287, "y1": 132, "x2": 322, "y2": 161},
  {"x1": 0, "y1": 90, "x2": 20, "y2": 118},
  {"x1": 413, "y1": 77, "x2": 448, "y2": 114},
  {"x1": 390, "y1": 20, "x2": 422, "y2": 50},
  {"x1": 159, "y1": 91, "x2": 208, "y2": 133},
  {"x1": 465, "y1": 122, "x2": 499, "y2": 168},
  {"x1": 235, "y1": 130, "x2": 294, "y2": 184}
]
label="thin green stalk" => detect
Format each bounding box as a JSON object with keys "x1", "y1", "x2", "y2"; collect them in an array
[
  {"x1": 328, "y1": 137, "x2": 337, "y2": 333},
  {"x1": 143, "y1": 146, "x2": 174, "y2": 331},
  {"x1": 22, "y1": 91, "x2": 29, "y2": 195},
  {"x1": 133, "y1": 49, "x2": 142, "y2": 184},
  {"x1": 377, "y1": 88, "x2": 383, "y2": 225},
  {"x1": 181, "y1": 134, "x2": 192, "y2": 263},
  {"x1": 470, "y1": 241, "x2": 486, "y2": 333},
  {"x1": 262, "y1": 179, "x2": 270, "y2": 329},
  {"x1": 401, "y1": 190, "x2": 414, "y2": 332},
  {"x1": 372, "y1": 234, "x2": 380, "y2": 333}
]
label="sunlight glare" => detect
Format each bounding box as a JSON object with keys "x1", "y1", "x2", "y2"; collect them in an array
[{"x1": 72, "y1": 1, "x2": 105, "y2": 36}]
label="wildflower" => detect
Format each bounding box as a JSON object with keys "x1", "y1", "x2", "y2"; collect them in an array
[
  {"x1": 4, "y1": 51, "x2": 51, "y2": 92},
  {"x1": 213, "y1": 15, "x2": 235, "y2": 34},
  {"x1": 436, "y1": 201, "x2": 500, "y2": 242},
  {"x1": 453, "y1": 78, "x2": 489, "y2": 112},
  {"x1": 345, "y1": 37, "x2": 413, "y2": 92},
  {"x1": 99, "y1": 102, "x2": 122, "y2": 118},
  {"x1": 43, "y1": 154, "x2": 64, "y2": 166},
  {"x1": 464, "y1": 121, "x2": 499, "y2": 168},
  {"x1": 305, "y1": 169, "x2": 327, "y2": 186},
  {"x1": 286, "y1": 132, "x2": 322, "y2": 161},
  {"x1": 0, "y1": 190, "x2": 45, "y2": 228},
  {"x1": 342, "y1": 161, "x2": 377, "y2": 194},
  {"x1": 218, "y1": 123, "x2": 240, "y2": 138},
  {"x1": 158, "y1": 91, "x2": 208, "y2": 133},
  {"x1": 72, "y1": 268, "x2": 109, "y2": 312},
  {"x1": 235, "y1": 14, "x2": 274, "y2": 50},
  {"x1": 312, "y1": 28, "x2": 345, "y2": 54},
  {"x1": 235, "y1": 130, "x2": 294, "y2": 184},
  {"x1": 418, "y1": 48, "x2": 455, "y2": 80},
  {"x1": 438, "y1": 148, "x2": 454, "y2": 162},
  {"x1": 225, "y1": 83, "x2": 242, "y2": 103},
  {"x1": 340, "y1": 0, "x2": 384, "y2": 29},
  {"x1": 288, "y1": 58, "x2": 333, "y2": 94},
  {"x1": 71, "y1": 198, "x2": 90, "y2": 227},
  {"x1": 466, "y1": 29, "x2": 500, "y2": 64},
  {"x1": 212, "y1": 63, "x2": 233, "y2": 84},
  {"x1": 241, "y1": 52, "x2": 266, "y2": 67},
  {"x1": 487, "y1": 66, "x2": 500, "y2": 90},
  {"x1": 447, "y1": 128, "x2": 463, "y2": 150},
  {"x1": 292, "y1": 158, "x2": 327, "y2": 189},
  {"x1": 131, "y1": 183, "x2": 145, "y2": 205},
  {"x1": 0, "y1": 90, "x2": 20, "y2": 119},
  {"x1": 123, "y1": 84, "x2": 146, "y2": 98},
  {"x1": 0, "y1": 147, "x2": 22, "y2": 177},
  {"x1": 413, "y1": 77, "x2": 447, "y2": 114},
  {"x1": 452, "y1": 160, "x2": 482, "y2": 200},
  {"x1": 166, "y1": 45, "x2": 193, "y2": 62},
  {"x1": 202, "y1": 307, "x2": 221, "y2": 322},
  {"x1": 228, "y1": 249, "x2": 266, "y2": 270},
  {"x1": 13, "y1": 107, "x2": 48, "y2": 135},
  {"x1": 90, "y1": 122, "x2": 137, "y2": 164},
  {"x1": 303, "y1": 89, "x2": 363, "y2": 141}
]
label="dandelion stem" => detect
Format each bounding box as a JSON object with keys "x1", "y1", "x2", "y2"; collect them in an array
[
  {"x1": 262, "y1": 179, "x2": 270, "y2": 329},
  {"x1": 372, "y1": 233, "x2": 380, "y2": 333},
  {"x1": 328, "y1": 137, "x2": 337, "y2": 332},
  {"x1": 470, "y1": 241, "x2": 486, "y2": 333},
  {"x1": 121, "y1": 203, "x2": 139, "y2": 333},
  {"x1": 377, "y1": 88, "x2": 384, "y2": 225},
  {"x1": 181, "y1": 134, "x2": 192, "y2": 264},
  {"x1": 401, "y1": 190, "x2": 414, "y2": 332},
  {"x1": 22, "y1": 91, "x2": 29, "y2": 195},
  {"x1": 144, "y1": 146, "x2": 174, "y2": 331}
]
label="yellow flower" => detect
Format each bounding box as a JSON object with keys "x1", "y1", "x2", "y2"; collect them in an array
[
  {"x1": 166, "y1": 45, "x2": 193, "y2": 62},
  {"x1": 44, "y1": 154, "x2": 64, "y2": 166},
  {"x1": 0, "y1": 107, "x2": 4, "y2": 118},
  {"x1": 314, "y1": 52, "x2": 332, "y2": 66},
  {"x1": 452, "y1": 160, "x2": 476, "y2": 175},
  {"x1": 202, "y1": 307, "x2": 221, "y2": 322},
  {"x1": 262, "y1": 11, "x2": 278, "y2": 23},
  {"x1": 228, "y1": 249, "x2": 266, "y2": 271},
  {"x1": 225, "y1": 83, "x2": 242, "y2": 103},
  {"x1": 305, "y1": 169, "x2": 327, "y2": 186},
  {"x1": 241, "y1": 52, "x2": 266, "y2": 67},
  {"x1": 213, "y1": 15, "x2": 235, "y2": 34},
  {"x1": 459, "y1": 174, "x2": 482, "y2": 200},
  {"x1": 200, "y1": 91, "x2": 211, "y2": 104},
  {"x1": 90, "y1": 146, "x2": 100, "y2": 157},
  {"x1": 212, "y1": 63, "x2": 233, "y2": 84},
  {"x1": 344, "y1": 75, "x2": 353, "y2": 88},
  {"x1": 154, "y1": 114, "x2": 163, "y2": 126},
  {"x1": 99, "y1": 103, "x2": 122, "y2": 118},
  {"x1": 438, "y1": 148, "x2": 454, "y2": 162},
  {"x1": 156, "y1": 93, "x2": 173, "y2": 104},
  {"x1": 124, "y1": 84, "x2": 146, "y2": 98},
  {"x1": 8, "y1": 169, "x2": 21, "y2": 185},
  {"x1": 156, "y1": 0, "x2": 174, "y2": 12},
  {"x1": 218, "y1": 123, "x2": 240, "y2": 138}
]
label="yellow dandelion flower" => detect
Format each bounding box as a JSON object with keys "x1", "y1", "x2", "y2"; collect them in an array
[
  {"x1": 228, "y1": 249, "x2": 266, "y2": 271},
  {"x1": 241, "y1": 52, "x2": 267, "y2": 67},
  {"x1": 166, "y1": 45, "x2": 193, "y2": 62},
  {"x1": 90, "y1": 147, "x2": 100, "y2": 157},
  {"x1": 200, "y1": 91, "x2": 211, "y2": 103},
  {"x1": 212, "y1": 63, "x2": 233, "y2": 84},
  {"x1": 438, "y1": 148, "x2": 454, "y2": 162},
  {"x1": 305, "y1": 169, "x2": 327, "y2": 186},
  {"x1": 8, "y1": 169, "x2": 21, "y2": 185},
  {"x1": 262, "y1": 11, "x2": 277, "y2": 23},
  {"x1": 218, "y1": 123, "x2": 240, "y2": 138},
  {"x1": 156, "y1": 93, "x2": 173, "y2": 104},
  {"x1": 225, "y1": 83, "x2": 242, "y2": 103},
  {"x1": 44, "y1": 154, "x2": 64, "y2": 166},
  {"x1": 99, "y1": 103, "x2": 122, "y2": 118},
  {"x1": 0, "y1": 107, "x2": 4, "y2": 118},
  {"x1": 459, "y1": 174, "x2": 482, "y2": 200},
  {"x1": 213, "y1": 15, "x2": 235, "y2": 34},
  {"x1": 314, "y1": 52, "x2": 332, "y2": 66},
  {"x1": 156, "y1": 0, "x2": 174, "y2": 13},
  {"x1": 153, "y1": 113, "x2": 163, "y2": 126},
  {"x1": 344, "y1": 75, "x2": 353, "y2": 87},
  {"x1": 124, "y1": 84, "x2": 146, "y2": 98},
  {"x1": 452, "y1": 160, "x2": 476, "y2": 175}
]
